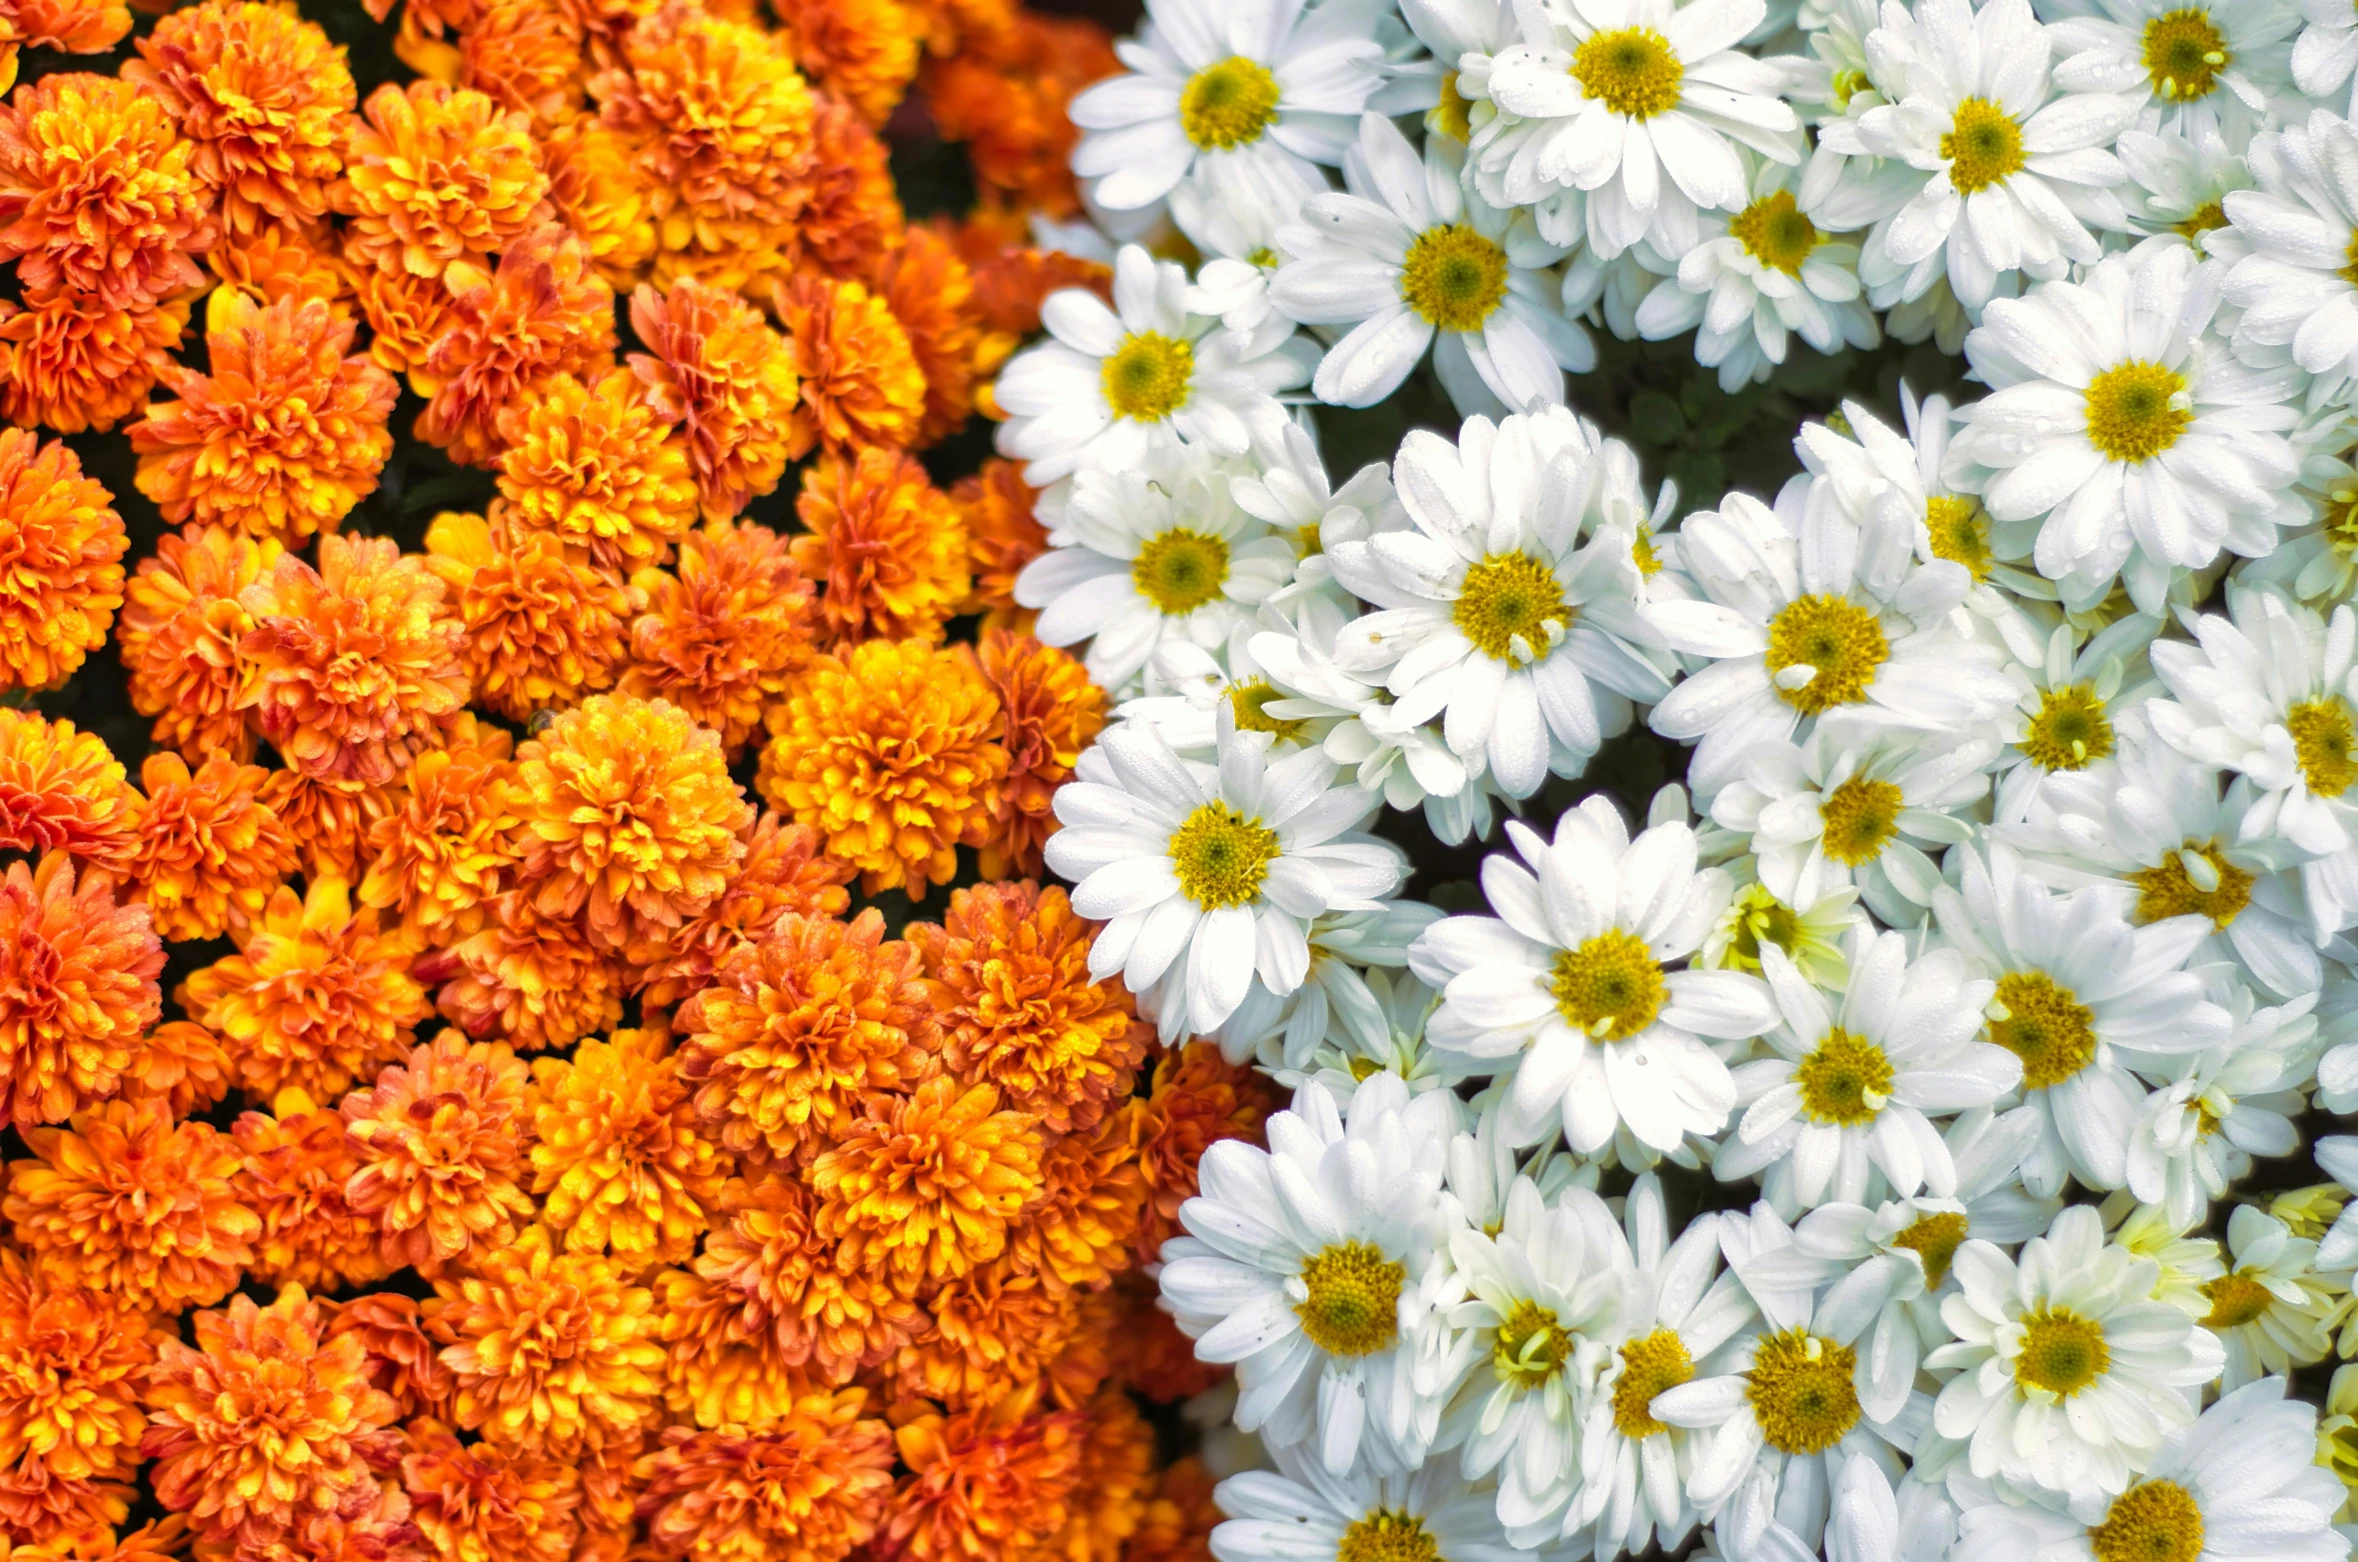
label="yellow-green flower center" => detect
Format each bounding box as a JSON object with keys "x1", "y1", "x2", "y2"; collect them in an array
[
  {"x1": 1924, "y1": 494, "x2": 1994, "y2": 581},
  {"x1": 1890, "y1": 1211, "x2": 1969, "y2": 1288},
  {"x1": 2290, "y1": 697, "x2": 2358, "y2": 797},
  {"x1": 1167, "y1": 801, "x2": 1279, "y2": 909},
  {"x1": 1102, "y1": 331, "x2": 1194, "y2": 421},
  {"x1": 2198, "y1": 1270, "x2": 2274, "y2": 1330},
  {"x1": 1296, "y1": 1239, "x2": 1406, "y2": 1357},
  {"x1": 2013, "y1": 1306, "x2": 2109, "y2": 1399},
  {"x1": 1132, "y1": 527, "x2": 1229, "y2": 615},
  {"x1": 2020, "y1": 683, "x2": 2115, "y2": 772},
  {"x1": 2174, "y1": 200, "x2": 2227, "y2": 242},
  {"x1": 1571, "y1": 27, "x2": 1683, "y2": 119},
  {"x1": 1729, "y1": 190, "x2": 1819, "y2": 276},
  {"x1": 1610, "y1": 1328, "x2": 1694, "y2": 1438},
  {"x1": 1228, "y1": 677, "x2": 1305, "y2": 740},
  {"x1": 1549, "y1": 928, "x2": 1666, "y2": 1041},
  {"x1": 1432, "y1": 70, "x2": 1474, "y2": 142},
  {"x1": 1454, "y1": 551, "x2": 1569, "y2": 663},
  {"x1": 1817, "y1": 776, "x2": 1903, "y2": 867},
  {"x1": 1400, "y1": 223, "x2": 1511, "y2": 331},
  {"x1": 2142, "y1": 8, "x2": 2229, "y2": 100},
  {"x1": 1941, "y1": 97, "x2": 2025, "y2": 193},
  {"x1": 1632, "y1": 524, "x2": 1664, "y2": 577},
  {"x1": 1337, "y1": 1511, "x2": 1439, "y2": 1562},
  {"x1": 1745, "y1": 1330, "x2": 1860, "y2": 1455},
  {"x1": 2085, "y1": 361, "x2": 2192, "y2": 463},
  {"x1": 2090, "y1": 1480, "x2": 2205, "y2": 1562},
  {"x1": 1988, "y1": 970, "x2": 2099, "y2": 1090},
  {"x1": 1492, "y1": 1300, "x2": 1574, "y2": 1389},
  {"x1": 1795, "y1": 1027, "x2": 1894, "y2": 1127},
  {"x1": 1180, "y1": 56, "x2": 1281, "y2": 149},
  {"x1": 1765, "y1": 594, "x2": 1889, "y2": 715},
  {"x1": 2130, "y1": 841, "x2": 2252, "y2": 928}
]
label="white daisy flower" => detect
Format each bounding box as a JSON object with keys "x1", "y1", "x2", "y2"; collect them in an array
[
  {"x1": 2044, "y1": 0, "x2": 2299, "y2": 144},
  {"x1": 1983, "y1": 612, "x2": 2161, "y2": 822},
  {"x1": 2295, "y1": 0, "x2": 2358, "y2": 116},
  {"x1": 1049, "y1": 722, "x2": 1409, "y2": 1040},
  {"x1": 1409, "y1": 794, "x2": 1778, "y2": 1153},
  {"x1": 2113, "y1": 121, "x2": 2250, "y2": 249},
  {"x1": 1926, "y1": 1203, "x2": 2226, "y2": 1500},
  {"x1": 994, "y1": 246, "x2": 1310, "y2": 484},
  {"x1": 2308, "y1": 1132, "x2": 2358, "y2": 1267},
  {"x1": 1460, "y1": 0, "x2": 1805, "y2": 258},
  {"x1": 1216, "y1": 899, "x2": 1446, "y2": 1067},
  {"x1": 2220, "y1": 109, "x2": 2358, "y2": 388},
  {"x1": 2234, "y1": 435, "x2": 2358, "y2": 608},
  {"x1": 1716, "y1": 931, "x2": 2022, "y2": 1214},
  {"x1": 1160, "y1": 1075, "x2": 1459, "y2": 1473},
  {"x1": 1174, "y1": 155, "x2": 1329, "y2": 335},
  {"x1": 2124, "y1": 979, "x2": 2314, "y2": 1231},
  {"x1": 1067, "y1": 0, "x2": 1387, "y2": 212},
  {"x1": 2104, "y1": 1195, "x2": 2229, "y2": 1316},
  {"x1": 1208, "y1": 1435, "x2": 1525, "y2": 1562},
  {"x1": 1697, "y1": 871, "x2": 1866, "y2": 990},
  {"x1": 1269, "y1": 969, "x2": 1478, "y2": 1108},
  {"x1": 1326, "y1": 407, "x2": 1673, "y2": 799},
  {"x1": 1271, "y1": 114, "x2": 1592, "y2": 414},
  {"x1": 1240, "y1": 419, "x2": 1408, "y2": 614},
  {"x1": 1949, "y1": 242, "x2": 2306, "y2": 617},
  {"x1": 2193, "y1": 1206, "x2": 2338, "y2": 1392},
  {"x1": 1244, "y1": 616, "x2": 1479, "y2": 812}
]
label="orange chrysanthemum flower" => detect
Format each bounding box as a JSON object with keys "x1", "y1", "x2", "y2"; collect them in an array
[
  {"x1": 322, "y1": 1293, "x2": 454, "y2": 1423},
  {"x1": 357, "y1": 717, "x2": 519, "y2": 938},
  {"x1": 787, "y1": 98, "x2": 901, "y2": 285},
  {"x1": 783, "y1": 0, "x2": 917, "y2": 125},
  {"x1": 239, "y1": 533, "x2": 469, "y2": 783},
  {"x1": 126, "y1": 0, "x2": 355, "y2": 232},
  {"x1": 791, "y1": 446, "x2": 965, "y2": 650},
  {"x1": 879, "y1": 228, "x2": 998, "y2": 447},
  {"x1": 4, "y1": 1098, "x2": 258, "y2": 1315},
  {"x1": 0, "y1": 286, "x2": 186, "y2": 435},
  {"x1": 196, "y1": 1476, "x2": 415, "y2": 1562},
  {"x1": 495, "y1": 368, "x2": 697, "y2": 570},
  {"x1": 775, "y1": 272, "x2": 926, "y2": 455},
  {"x1": 911, "y1": 882, "x2": 1140, "y2": 1135},
  {"x1": 1133, "y1": 1042, "x2": 1276, "y2": 1262},
  {"x1": 0, "y1": 0, "x2": 129, "y2": 98},
  {"x1": 117, "y1": 525, "x2": 277, "y2": 762},
  {"x1": 623, "y1": 519, "x2": 813, "y2": 756},
  {"x1": 952, "y1": 215, "x2": 1110, "y2": 342},
  {"x1": 633, "y1": 815, "x2": 853, "y2": 1011},
  {"x1": 922, "y1": 15, "x2": 1114, "y2": 219},
  {"x1": 635, "y1": 1396, "x2": 896, "y2": 1562},
  {"x1": 402, "y1": 1420, "x2": 580, "y2": 1562},
  {"x1": 143, "y1": 1287, "x2": 401, "y2": 1550},
  {"x1": 232, "y1": 1089, "x2": 385, "y2": 1291},
  {"x1": 348, "y1": 258, "x2": 455, "y2": 380},
  {"x1": 508, "y1": 693, "x2": 751, "y2": 957},
  {"x1": 628, "y1": 279, "x2": 799, "y2": 521},
  {"x1": 414, "y1": 226, "x2": 619, "y2": 468},
  {"x1": 0, "y1": 855, "x2": 162, "y2": 1132},
  {"x1": 0, "y1": 73, "x2": 212, "y2": 306},
  {"x1": 809, "y1": 1077, "x2": 1041, "y2": 1296},
  {"x1": 0, "y1": 710, "x2": 143, "y2": 876},
  {"x1": 652, "y1": 1265, "x2": 820, "y2": 1431},
  {"x1": 530, "y1": 1027, "x2": 729, "y2": 1264},
  {"x1": 119, "y1": 1019, "x2": 235, "y2": 1120},
  {"x1": 427, "y1": 894, "x2": 628, "y2": 1053},
  {"x1": 1057, "y1": 1393, "x2": 1155, "y2": 1562},
  {"x1": 1002, "y1": 1104, "x2": 1142, "y2": 1293},
  {"x1": 0, "y1": 1250, "x2": 154, "y2": 1496},
  {"x1": 338, "y1": 80, "x2": 548, "y2": 278},
  {"x1": 180, "y1": 876, "x2": 427, "y2": 1101},
  {"x1": 954, "y1": 459, "x2": 1046, "y2": 628},
  {"x1": 1127, "y1": 1457, "x2": 1220, "y2": 1562},
  {"x1": 132, "y1": 291, "x2": 398, "y2": 544},
  {"x1": 0, "y1": 432, "x2": 125, "y2": 695},
  {"x1": 425, "y1": 509, "x2": 629, "y2": 720},
  {"x1": 675, "y1": 909, "x2": 936, "y2": 1161},
  {"x1": 892, "y1": 1262, "x2": 1078, "y2": 1412},
  {"x1": 879, "y1": 1388, "x2": 1084, "y2": 1562},
  {"x1": 976, "y1": 631, "x2": 1102, "y2": 879},
  {"x1": 460, "y1": 0, "x2": 586, "y2": 129},
  {"x1": 1045, "y1": 1284, "x2": 1119, "y2": 1409},
  {"x1": 210, "y1": 219, "x2": 350, "y2": 310},
  {"x1": 543, "y1": 120, "x2": 656, "y2": 288},
  {"x1": 758, "y1": 639, "x2": 1007, "y2": 897},
  {"x1": 1106, "y1": 1272, "x2": 1223, "y2": 1403},
  {"x1": 128, "y1": 750, "x2": 299, "y2": 942},
  {"x1": 258, "y1": 769, "x2": 396, "y2": 885},
  {"x1": 342, "y1": 1033, "x2": 535, "y2": 1272},
  {"x1": 429, "y1": 1222, "x2": 664, "y2": 1456}
]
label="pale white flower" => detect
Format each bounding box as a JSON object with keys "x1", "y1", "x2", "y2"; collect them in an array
[
  {"x1": 2220, "y1": 110, "x2": 2358, "y2": 387},
  {"x1": 1242, "y1": 418, "x2": 1408, "y2": 612},
  {"x1": 2112, "y1": 121, "x2": 2251, "y2": 246},
  {"x1": 1697, "y1": 872, "x2": 1867, "y2": 990},
  {"x1": 1983, "y1": 611, "x2": 2162, "y2": 821},
  {"x1": 1268, "y1": 969, "x2": 1478, "y2": 1108},
  {"x1": 2197, "y1": 1206, "x2": 2339, "y2": 1392},
  {"x1": 1216, "y1": 899, "x2": 1445, "y2": 1066},
  {"x1": 2295, "y1": 0, "x2": 2358, "y2": 116},
  {"x1": 1208, "y1": 1422, "x2": 1527, "y2": 1562},
  {"x1": 2045, "y1": 0, "x2": 2299, "y2": 143},
  {"x1": 1175, "y1": 155, "x2": 1329, "y2": 334},
  {"x1": 2126, "y1": 985, "x2": 2315, "y2": 1230}
]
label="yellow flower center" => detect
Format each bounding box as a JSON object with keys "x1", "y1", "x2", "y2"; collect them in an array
[
  {"x1": 1941, "y1": 97, "x2": 2025, "y2": 193},
  {"x1": 1723, "y1": 883, "x2": 1801, "y2": 973},
  {"x1": 1132, "y1": 527, "x2": 1230, "y2": 615},
  {"x1": 2090, "y1": 1480, "x2": 2205, "y2": 1562},
  {"x1": 2085, "y1": 361, "x2": 2192, "y2": 464},
  {"x1": 1632, "y1": 525, "x2": 1664, "y2": 577},
  {"x1": 2020, "y1": 683, "x2": 2116, "y2": 772},
  {"x1": 1764, "y1": 595, "x2": 1889, "y2": 715},
  {"x1": 1549, "y1": 929, "x2": 1667, "y2": 1041},
  {"x1": 1817, "y1": 776, "x2": 1903, "y2": 867},
  {"x1": 1745, "y1": 1329, "x2": 1861, "y2": 1455},
  {"x1": 1296, "y1": 1240, "x2": 1406, "y2": 1357},
  {"x1": 2173, "y1": 200, "x2": 2227, "y2": 242},
  {"x1": 1988, "y1": 971, "x2": 2099, "y2": 1090},
  {"x1": 1102, "y1": 331, "x2": 1195, "y2": 421},
  {"x1": 2013, "y1": 1306, "x2": 2110, "y2": 1399},
  {"x1": 1890, "y1": 1211, "x2": 1969, "y2": 1288},
  {"x1": 2290, "y1": 697, "x2": 2358, "y2": 797},
  {"x1": 1180, "y1": 56, "x2": 1281, "y2": 150},
  {"x1": 1228, "y1": 678, "x2": 1306, "y2": 741},
  {"x1": 1432, "y1": 71, "x2": 1474, "y2": 142},
  {"x1": 2130, "y1": 841, "x2": 2252, "y2": 928},
  {"x1": 1728, "y1": 190, "x2": 1819, "y2": 276},
  {"x1": 1571, "y1": 27, "x2": 1684, "y2": 119},
  {"x1": 1337, "y1": 1511, "x2": 1439, "y2": 1562},
  {"x1": 1455, "y1": 551, "x2": 1569, "y2": 663},
  {"x1": 1400, "y1": 223, "x2": 1511, "y2": 331},
  {"x1": 1611, "y1": 1328, "x2": 1694, "y2": 1439},
  {"x1": 2342, "y1": 230, "x2": 2358, "y2": 288},
  {"x1": 1493, "y1": 1300, "x2": 1574, "y2": 1389},
  {"x1": 1924, "y1": 494, "x2": 1994, "y2": 582},
  {"x1": 1795, "y1": 1027, "x2": 1895, "y2": 1127},
  {"x1": 2327, "y1": 486, "x2": 2358, "y2": 556},
  {"x1": 2198, "y1": 1270, "x2": 2274, "y2": 1329},
  {"x1": 2142, "y1": 8, "x2": 2229, "y2": 100},
  {"x1": 1167, "y1": 801, "x2": 1279, "y2": 909}
]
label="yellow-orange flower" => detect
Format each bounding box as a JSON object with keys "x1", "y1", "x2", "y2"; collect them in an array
[
  {"x1": 232, "y1": 1089, "x2": 385, "y2": 1291},
  {"x1": 623, "y1": 520, "x2": 812, "y2": 756},
  {"x1": 1002, "y1": 1104, "x2": 1141, "y2": 1293},
  {"x1": 1133, "y1": 1043, "x2": 1274, "y2": 1263},
  {"x1": 975, "y1": 630, "x2": 1101, "y2": 880},
  {"x1": 424, "y1": 508, "x2": 630, "y2": 721},
  {"x1": 196, "y1": 1477, "x2": 415, "y2": 1562},
  {"x1": 0, "y1": 710, "x2": 143, "y2": 877},
  {"x1": 180, "y1": 876, "x2": 428, "y2": 1101},
  {"x1": 0, "y1": 431, "x2": 124, "y2": 695},
  {"x1": 0, "y1": 854, "x2": 162, "y2": 1132},
  {"x1": 239, "y1": 533, "x2": 469, "y2": 783},
  {"x1": 809, "y1": 1077, "x2": 1040, "y2": 1296},
  {"x1": 783, "y1": 0, "x2": 916, "y2": 124},
  {"x1": 792, "y1": 446, "x2": 965, "y2": 650},
  {"x1": 338, "y1": 80, "x2": 548, "y2": 278},
  {"x1": 142, "y1": 1287, "x2": 401, "y2": 1549},
  {"x1": 508, "y1": 693, "x2": 751, "y2": 957},
  {"x1": 543, "y1": 119, "x2": 655, "y2": 288},
  {"x1": 786, "y1": 98, "x2": 901, "y2": 285},
  {"x1": 776, "y1": 272, "x2": 926, "y2": 455},
  {"x1": 879, "y1": 1388, "x2": 1084, "y2": 1562},
  {"x1": 118, "y1": 525, "x2": 276, "y2": 762},
  {"x1": 892, "y1": 1262, "x2": 1078, "y2": 1412},
  {"x1": 0, "y1": 1249, "x2": 154, "y2": 1494},
  {"x1": 348, "y1": 258, "x2": 455, "y2": 380},
  {"x1": 676, "y1": 909, "x2": 936, "y2": 1161},
  {"x1": 0, "y1": 73, "x2": 213, "y2": 306},
  {"x1": 322, "y1": 1293, "x2": 453, "y2": 1423},
  {"x1": 357, "y1": 717, "x2": 519, "y2": 938},
  {"x1": 879, "y1": 227, "x2": 997, "y2": 447},
  {"x1": 922, "y1": 14, "x2": 1113, "y2": 220},
  {"x1": 627, "y1": 279, "x2": 799, "y2": 521},
  {"x1": 414, "y1": 226, "x2": 619, "y2": 468},
  {"x1": 1126, "y1": 1456, "x2": 1220, "y2": 1562},
  {"x1": 128, "y1": 750, "x2": 299, "y2": 943},
  {"x1": 911, "y1": 882, "x2": 1139, "y2": 1135},
  {"x1": 495, "y1": 368, "x2": 697, "y2": 569},
  {"x1": 341, "y1": 1033, "x2": 535, "y2": 1272},
  {"x1": 634, "y1": 815, "x2": 853, "y2": 1011},
  {"x1": 635, "y1": 1396, "x2": 895, "y2": 1562},
  {"x1": 429, "y1": 1222, "x2": 664, "y2": 1456},
  {"x1": 258, "y1": 768, "x2": 396, "y2": 885},
  {"x1": 460, "y1": 0, "x2": 585, "y2": 129},
  {"x1": 4, "y1": 1098, "x2": 258, "y2": 1315},
  {"x1": 119, "y1": 1019, "x2": 235, "y2": 1121},
  {"x1": 402, "y1": 1419, "x2": 581, "y2": 1562},
  {"x1": 758, "y1": 639, "x2": 1006, "y2": 897},
  {"x1": 1056, "y1": 1393, "x2": 1155, "y2": 1562},
  {"x1": 126, "y1": 0, "x2": 355, "y2": 232},
  {"x1": 530, "y1": 1028, "x2": 729, "y2": 1264},
  {"x1": 428, "y1": 894, "x2": 628, "y2": 1054},
  {"x1": 132, "y1": 291, "x2": 398, "y2": 544},
  {"x1": 0, "y1": 285, "x2": 187, "y2": 435},
  {"x1": 209, "y1": 219, "x2": 350, "y2": 310},
  {"x1": 0, "y1": 0, "x2": 130, "y2": 99}
]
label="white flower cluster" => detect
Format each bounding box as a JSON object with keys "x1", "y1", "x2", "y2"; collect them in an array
[{"x1": 996, "y1": 0, "x2": 2358, "y2": 1554}]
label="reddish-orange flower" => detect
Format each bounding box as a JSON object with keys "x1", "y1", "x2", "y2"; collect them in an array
[
  {"x1": 460, "y1": 0, "x2": 586, "y2": 129},
  {"x1": 258, "y1": 768, "x2": 396, "y2": 885},
  {"x1": 128, "y1": 750, "x2": 299, "y2": 942},
  {"x1": 118, "y1": 1018, "x2": 235, "y2": 1120},
  {"x1": 0, "y1": 285, "x2": 187, "y2": 434},
  {"x1": 233, "y1": 1089, "x2": 386, "y2": 1291},
  {"x1": 786, "y1": 98, "x2": 901, "y2": 284},
  {"x1": 953, "y1": 459, "x2": 1045, "y2": 625},
  {"x1": 530, "y1": 1027, "x2": 730, "y2": 1264},
  {"x1": 635, "y1": 1395, "x2": 896, "y2": 1562},
  {"x1": 426, "y1": 894, "x2": 628, "y2": 1054},
  {"x1": 951, "y1": 214, "x2": 1110, "y2": 342},
  {"x1": 628, "y1": 279, "x2": 800, "y2": 521},
  {"x1": 878, "y1": 227, "x2": 998, "y2": 447},
  {"x1": 118, "y1": 525, "x2": 276, "y2": 762},
  {"x1": 341, "y1": 1033, "x2": 535, "y2": 1272},
  {"x1": 357, "y1": 717, "x2": 519, "y2": 938},
  {"x1": 0, "y1": 854, "x2": 162, "y2": 1132},
  {"x1": 791, "y1": 445, "x2": 966, "y2": 650},
  {"x1": 401, "y1": 1420, "x2": 580, "y2": 1562},
  {"x1": 322, "y1": 1293, "x2": 454, "y2": 1424},
  {"x1": 1133, "y1": 1043, "x2": 1276, "y2": 1263},
  {"x1": 424, "y1": 508, "x2": 630, "y2": 721},
  {"x1": 0, "y1": 709, "x2": 144, "y2": 876},
  {"x1": 633, "y1": 814, "x2": 854, "y2": 1011},
  {"x1": 495, "y1": 368, "x2": 697, "y2": 569},
  {"x1": 776, "y1": 272, "x2": 926, "y2": 455},
  {"x1": 348, "y1": 258, "x2": 456, "y2": 381},
  {"x1": 0, "y1": 0, "x2": 130, "y2": 98},
  {"x1": 782, "y1": 0, "x2": 916, "y2": 125},
  {"x1": 413, "y1": 225, "x2": 619, "y2": 468},
  {"x1": 0, "y1": 73, "x2": 213, "y2": 306},
  {"x1": 809, "y1": 1077, "x2": 1041, "y2": 1296},
  {"x1": 0, "y1": 431, "x2": 125, "y2": 694},
  {"x1": 0, "y1": 1249, "x2": 155, "y2": 1496},
  {"x1": 210, "y1": 219, "x2": 351, "y2": 309},
  {"x1": 623, "y1": 519, "x2": 813, "y2": 756},
  {"x1": 337, "y1": 80, "x2": 548, "y2": 278},
  {"x1": 921, "y1": 15, "x2": 1114, "y2": 220},
  {"x1": 976, "y1": 630, "x2": 1102, "y2": 879},
  {"x1": 878, "y1": 1388, "x2": 1085, "y2": 1562}
]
